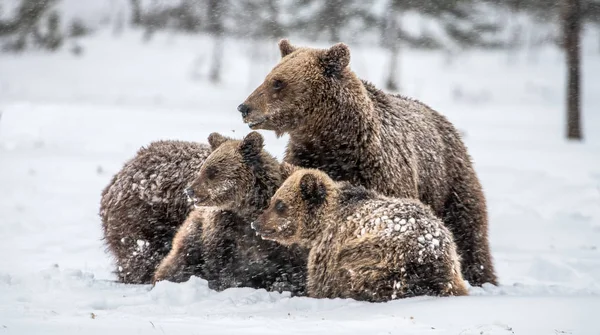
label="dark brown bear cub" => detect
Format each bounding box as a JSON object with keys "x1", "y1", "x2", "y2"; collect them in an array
[
  {"x1": 100, "y1": 140, "x2": 211, "y2": 284},
  {"x1": 253, "y1": 168, "x2": 468, "y2": 302},
  {"x1": 153, "y1": 132, "x2": 307, "y2": 295},
  {"x1": 239, "y1": 39, "x2": 496, "y2": 286}
]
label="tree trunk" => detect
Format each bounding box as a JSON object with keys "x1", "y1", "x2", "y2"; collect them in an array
[
  {"x1": 386, "y1": 44, "x2": 399, "y2": 91},
  {"x1": 329, "y1": 26, "x2": 340, "y2": 43},
  {"x1": 323, "y1": 0, "x2": 343, "y2": 42},
  {"x1": 207, "y1": 0, "x2": 226, "y2": 84},
  {"x1": 563, "y1": 0, "x2": 583, "y2": 140},
  {"x1": 384, "y1": 6, "x2": 400, "y2": 92},
  {"x1": 129, "y1": 0, "x2": 142, "y2": 26},
  {"x1": 209, "y1": 34, "x2": 224, "y2": 83},
  {"x1": 113, "y1": 9, "x2": 125, "y2": 36},
  {"x1": 266, "y1": 0, "x2": 283, "y2": 39},
  {"x1": 506, "y1": 6, "x2": 522, "y2": 65}
]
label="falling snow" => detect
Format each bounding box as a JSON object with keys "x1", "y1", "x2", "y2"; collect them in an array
[{"x1": 0, "y1": 25, "x2": 598, "y2": 335}]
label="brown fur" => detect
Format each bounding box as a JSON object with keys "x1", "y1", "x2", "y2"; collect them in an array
[
  {"x1": 152, "y1": 132, "x2": 307, "y2": 295},
  {"x1": 239, "y1": 39, "x2": 496, "y2": 286},
  {"x1": 253, "y1": 169, "x2": 468, "y2": 302},
  {"x1": 152, "y1": 208, "x2": 206, "y2": 283},
  {"x1": 100, "y1": 140, "x2": 211, "y2": 284}
]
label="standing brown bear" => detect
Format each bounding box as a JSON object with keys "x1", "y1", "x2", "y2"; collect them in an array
[
  {"x1": 238, "y1": 39, "x2": 496, "y2": 286},
  {"x1": 252, "y1": 168, "x2": 468, "y2": 302},
  {"x1": 153, "y1": 132, "x2": 307, "y2": 295},
  {"x1": 100, "y1": 140, "x2": 211, "y2": 284}
]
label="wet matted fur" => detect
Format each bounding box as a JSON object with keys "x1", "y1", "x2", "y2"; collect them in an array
[
  {"x1": 253, "y1": 169, "x2": 468, "y2": 302},
  {"x1": 153, "y1": 132, "x2": 307, "y2": 295},
  {"x1": 239, "y1": 39, "x2": 496, "y2": 286},
  {"x1": 100, "y1": 140, "x2": 211, "y2": 284}
]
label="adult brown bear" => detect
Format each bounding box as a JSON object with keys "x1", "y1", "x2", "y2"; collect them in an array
[{"x1": 238, "y1": 39, "x2": 496, "y2": 286}]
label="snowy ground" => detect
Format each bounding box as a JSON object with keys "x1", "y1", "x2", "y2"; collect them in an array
[{"x1": 1, "y1": 31, "x2": 600, "y2": 334}]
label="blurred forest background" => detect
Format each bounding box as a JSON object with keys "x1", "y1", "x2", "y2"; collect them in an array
[
  {"x1": 1, "y1": 0, "x2": 598, "y2": 139},
  {"x1": 3, "y1": 0, "x2": 600, "y2": 50}
]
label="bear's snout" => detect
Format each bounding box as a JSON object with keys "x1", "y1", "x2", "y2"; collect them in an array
[
  {"x1": 238, "y1": 103, "x2": 269, "y2": 129},
  {"x1": 237, "y1": 103, "x2": 251, "y2": 117},
  {"x1": 250, "y1": 220, "x2": 261, "y2": 232},
  {"x1": 184, "y1": 187, "x2": 195, "y2": 200},
  {"x1": 251, "y1": 218, "x2": 276, "y2": 237},
  {"x1": 185, "y1": 187, "x2": 209, "y2": 206}
]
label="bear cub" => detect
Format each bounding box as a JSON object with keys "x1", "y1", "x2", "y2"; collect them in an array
[
  {"x1": 153, "y1": 132, "x2": 307, "y2": 295},
  {"x1": 253, "y1": 168, "x2": 468, "y2": 302},
  {"x1": 100, "y1": 140, "x2": 212, "y2": 284}
]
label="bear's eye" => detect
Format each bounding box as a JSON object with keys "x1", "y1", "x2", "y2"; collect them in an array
[
  {"x1": 205, "y1": 166, "x2": 217, "y2": 180},
  {"x1": 274, "y1": 200, "x2": 287, "y2": 214},
  {"x1": 272, "y1": 79, "x2": 285, "y2": 91}
]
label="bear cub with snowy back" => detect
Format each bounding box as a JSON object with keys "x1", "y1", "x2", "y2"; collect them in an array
[
  {"x1": 253, "y1": 168, "x2": 468, "y2": 302},
  {"x1": 100, "y1": 140, "x2": 212, "y2": 284}
]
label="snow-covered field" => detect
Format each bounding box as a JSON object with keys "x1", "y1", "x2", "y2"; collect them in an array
[{"x1": 1, "y1": 30, "x2": 600, "y2": 334}]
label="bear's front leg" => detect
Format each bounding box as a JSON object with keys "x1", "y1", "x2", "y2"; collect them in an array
[{"x1": 153, "y1": 209, "x2": 205, "y2": 284}]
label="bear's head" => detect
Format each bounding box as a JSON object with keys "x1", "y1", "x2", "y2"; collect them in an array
[
  {"x1": 252, "y1": 169, "x2": 334, "y2": 248},
  {"x1": 237, "y1": 39, "x2": 352, "y2": 137},
  {"x1": 186, "y1": 131, "x2": 290, "y2": 213}
]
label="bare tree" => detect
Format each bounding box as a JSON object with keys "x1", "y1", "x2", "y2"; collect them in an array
[
  {"x1": 384, "y1": 1, "x2": 401, "y2": 91},
  {"x1": 265, "y1": 0, "x2": 284, "y2": 39},
  {"x1": 43, "y1": 11, "x2": 63, "y2": 50},
  {"x1": 113, "y1": 8, "x2": 125, "y2": 36},
  {"x1": 207, "y1": 0, "x2": 227, "y2": 83},
  {"x1": 130, "y1": 0, "x2": 142, "y2": 26},
  {"x1": 321, "y1": 0, "x2": 344, "y2": 42},
  {"x1": 583, "y1": 0, "x2": 600, "y2": 53},
  {"x1": 1, "y1": 0, "x2": 61, "y2": 52},
  {"x1": 562, "y1": 0, "x2": 583, "y2": 140}
]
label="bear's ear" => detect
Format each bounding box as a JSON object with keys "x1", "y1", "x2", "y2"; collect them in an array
[
  {"x1": 278, "y1": 39, "x2": 296, "y2": 58},
  {"x1": 239, "y1": 131, "x2": 264, "y2": 160},
  {"x1": 299, "y1": 172, "x2": 327, "y2": 206},
  {"x1": 208, "y1": 132, "x2": 231, "y2": 151},
  {"x1": 320, "y1": 42, "x2": 350, "y2": 78},
  {"x1": 280, "y1": 162, "x2": 298, "y2": 180}
]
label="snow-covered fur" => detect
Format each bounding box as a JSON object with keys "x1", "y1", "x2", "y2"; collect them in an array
[
  {"x1": 100, "y1": 140, "x2": 211, "y2": 284},
  {"x1": 239, "y1": 39, "x2": 496, "y2": 286},
  {"x1": 153, "y1": 132, "x2": 307, "y2": 295},
  {"x1": 253, "y1": 169, "x2": 468, "y2": 302}
]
